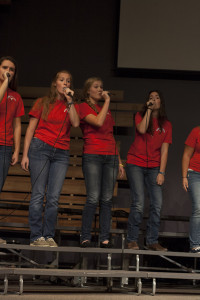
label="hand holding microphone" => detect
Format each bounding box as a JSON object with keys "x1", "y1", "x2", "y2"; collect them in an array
[
  {"x1": 102, "y1": 91, "x2": 111, "y2": 102},
  {"x1": 147, "y1": 99, "x2": 155, "y2": 110},
  {"x1": 63, "y1": 87, "x2": 74, "y2": 101},
  {"x1": 108, "y1": 92, "x2": 115, "y2": 97},
  {"x1": 3, "y1": 72, "x2": 11, "y2": 81}
]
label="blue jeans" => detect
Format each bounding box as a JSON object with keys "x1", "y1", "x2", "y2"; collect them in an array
[
  {"x1": 0, "y1": 145, "x2": 12, "y2": 192},
  {"x1": 28, "y1": 138, "x2": 69, "y2": 242},
  {"x1": 188, "y1": 170, "x2": 200, "y2": 249},
  {"x1": 126, "y1": 164, "x2": 162, "y2": 245},
  {"x1": 81, "y1": 154, "x2": 119, "y2": 243}
]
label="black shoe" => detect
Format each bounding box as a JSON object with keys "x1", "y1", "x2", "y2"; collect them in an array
[
  {"x1": 80, "y1": 240, "x2": 91, "y2": 248},
  {"x1": 100, "y1": 241, "x2": 113, "y2": 248}
]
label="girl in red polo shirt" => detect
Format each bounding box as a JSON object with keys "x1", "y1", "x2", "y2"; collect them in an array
[
  {"x1": 182, "y1": 127, "x2": 200, "y2": 253},
  {"x1": 79, "y1": 77, "x2": 124, "y2": 248},
  {"x1": 0, "y1": 56, "x2": 24, "y2": 245},
  {"x1": 126, "y1": 90, "x2": 172, "y2": 251},
  {"x1": 21, "y1": 70, "x2": 79, "y2": 247}
]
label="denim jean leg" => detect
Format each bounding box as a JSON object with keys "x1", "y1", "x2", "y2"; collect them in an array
[
  {"x1": 126, "y1": 164, "x2": 145, "y2": 243},
  {"x1": 188, "y1": 171, "x2": 200, "y2": 249},
  {"x1": 0, "y1": 146, "x2": 12, "y2": 191},
  {"x1": 43, "y1": 148, "x2": 69, "y2": 239},
  {"x1": 81, "y1": 154, "x2": 102, "y2": 242},
  {"x1": 28, "y1": 139, "x2": 50, "y2": 242},
  {"x1": 99, "y1": 155, "x2": 118, "y2": 242},
  {"x1": 145, "y1": 167, "x2": 162, "y2": 245}
]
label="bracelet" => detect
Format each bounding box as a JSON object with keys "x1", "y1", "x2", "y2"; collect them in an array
[
  {"x1": 119, "y1": 164, "x2": 124, "y2": 167},
  {"x1": 66, "y1": 101, "x2": 74, "y2": 112},
  {"x1": 159, "y1": 171, "x2": 165, "y2": 176},
  {"x1": 67, "y1": 101, "x2": 74, "y2": 106},
  {"x1": 67, "y1": 101, "x2": 74, "y2": 109}
]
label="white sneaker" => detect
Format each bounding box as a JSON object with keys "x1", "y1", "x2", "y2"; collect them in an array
[
  {"x1": 46, "y1": 238, "x2": 58, "y2": 247},
  {"x1": 30, "y1": 237, "x2": 49, "y2": 247},
  {"x1": 191, "y1": 246, "x2": 200, "y2": 253}
]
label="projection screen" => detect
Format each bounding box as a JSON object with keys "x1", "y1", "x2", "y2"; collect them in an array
[{"x1": 117, "y1": 0, "x2": 200, "y2": 72}]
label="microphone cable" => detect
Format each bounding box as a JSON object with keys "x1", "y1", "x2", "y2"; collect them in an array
[
  {"x1": 83, "y1": 94, "x2": 118, "y2": 243},
  {"x1": 2, "y1": 88, "x2": 9, "y2": 194},
  {"x1": 1, "y1": 74, "x2": 12, "y2": 194},
  {"x1": 145, "y1": 107, "x2": 150, "y2": 169},
  {"x1": 144, "y1": 105, "x2": 165, "y2": 244},
  {"x1": 111, "y1": 99, "x2": 120, "y2": 232}
]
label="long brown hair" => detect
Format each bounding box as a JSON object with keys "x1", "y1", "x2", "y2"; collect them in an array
[
  {"x1": 33, "y1": 70, "x2": 73, "y2": 120},
  {"x1": 83, "y1": 77, "x2": 103, "y2": 114},
  {"x1": 140, "y1": 90, "x2": 168, "y2": 135},
  {"x1": 0, "y1": 56, "x2": 18, "y2": 91}
]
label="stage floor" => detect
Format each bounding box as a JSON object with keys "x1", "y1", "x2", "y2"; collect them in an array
[{"x1": 1, "y1": 280, "x2": 200, "y2": 299}]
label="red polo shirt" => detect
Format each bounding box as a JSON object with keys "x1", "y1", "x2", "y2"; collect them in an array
[
  {"x1": 79, "y1": 102, "x2": 118, "y2": 155},
  {"x1": 29, "y1": 98, "x2": 78, "y2": 150},
  {"x1": 185, "y1": 127, "x2": 200, "y2": 172},
  {"x1": 127, "y1": 112, "x2": 172, "y2": 167},
  {"x1": 0, "y1": 88, "x2": 24, "y2": 146}
]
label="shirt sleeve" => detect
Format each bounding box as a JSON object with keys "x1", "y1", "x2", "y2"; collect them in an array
[
  {"x1": 79, "y1": 102, "x2": 96, "y2": 120},
  {"x1": 135, "y1": 112, "x2": 143, "y2": 126},
  {"x1": 15, "y1": 94, "x2": 25, "y2": 118},
  {"x1": 185, "y1": 127, "x2": 200, "y2": 148},
  {"x1": 29, "y1": 98, "x2": 42, "y2": 119},
  {"x1": 163, "y1": 121, "x2": 172, "y2": 144}
]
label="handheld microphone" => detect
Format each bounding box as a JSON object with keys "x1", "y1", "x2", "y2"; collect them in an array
[
  {"x1": 147, "y1": 102, "x2": 153, "y2": 107},
  {"x1": 67, "y1": 92, "x2": 73, "y2": 98},
  {"x1": 63, "y1": 87, "x2": 73, "y2": 97},
  {"x1": 6, "y1": 73, "x2": 11, "y2": 78}
]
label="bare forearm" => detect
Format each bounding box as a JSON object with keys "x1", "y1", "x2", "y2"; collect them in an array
[
  {"x1": 182, "y1": 146, "x2": 194, "y2": 178},
  {"x1": 0, "y1": 79, "x2": 9, "y2": 103},
  {"x1": 160, "y1": 143, "x2": 170, "y2": 173},
  {"x1": 182, "y1": 154, "x2": 190, "y2": 178},
  {"x1": 95, "y1": 100, "x2": 110, "y2": 127},
  {"x1": 68, "y1": 104, "x2": 80, "y2": 127},
  {"x1": 137, "y1": 109, "x2": 152, "y2": 134},
  {"x1": 22, "y1": 118, "x2": 38, "y2": 158},
  {"x1": 160, "y1": 151, "x2": 168, "y2": 173},
  {"x1": 23, "y1": 128, "x2": 35, "y2": 157},
  {"x1": 13, "y1": 124, "x2": 21, "y2": 155}
]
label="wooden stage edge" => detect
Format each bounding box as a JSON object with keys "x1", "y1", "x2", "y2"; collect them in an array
[{"x1": 0, "y1": 243, "x2": 200, "y2": 257}]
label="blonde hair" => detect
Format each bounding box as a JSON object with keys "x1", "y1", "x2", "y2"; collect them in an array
[
  {"x1": 83, "y1": 77, "x2": 102, "y2": 114},
  {"x1": 33, "y1": 70, "x2": 73, "y2": 120}
]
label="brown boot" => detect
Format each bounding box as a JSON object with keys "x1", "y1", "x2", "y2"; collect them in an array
[
  {"x1": 127, "y1": 241, "x2": 139, "y2": 250},
  {"x1": 146, "y1": 243, "x2": 167, "y2": 251}
]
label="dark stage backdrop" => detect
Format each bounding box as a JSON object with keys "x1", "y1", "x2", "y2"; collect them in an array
[{"x1": 0, "y1": 0, "x2": 199, "y2": 235}]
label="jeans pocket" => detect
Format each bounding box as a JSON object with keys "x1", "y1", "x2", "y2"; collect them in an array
[
  {"x1": 30, "y1": 138, "x2": 45, "y2": 150},
  {"x1": 61, "y1": 149, "x2": 70, "y2": 161}
]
